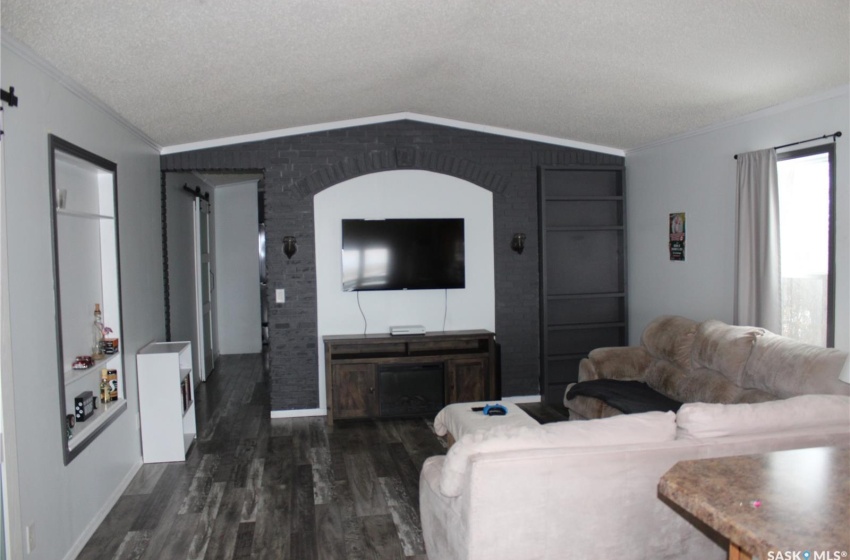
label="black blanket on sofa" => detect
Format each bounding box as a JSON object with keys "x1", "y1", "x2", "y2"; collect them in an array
[{"x1": 566, "y1": 379, "x2": 683, "y2": 414}]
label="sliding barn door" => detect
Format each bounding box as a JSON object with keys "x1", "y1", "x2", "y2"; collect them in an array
[
  {"x1": 193, "y1": 197, "x2": 215, "y2": 382},
  {"x1": 538, "y1": 166, "x2": 627, "y2": 405}
]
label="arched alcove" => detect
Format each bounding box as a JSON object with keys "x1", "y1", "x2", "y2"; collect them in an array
[{"x1": 313, "y1": 169, "x2": 495, "y2": 412}]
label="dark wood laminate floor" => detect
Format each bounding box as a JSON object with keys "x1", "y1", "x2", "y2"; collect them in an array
[{"x1": 76, "y1": 353, "x2": 446, "y2": 560}]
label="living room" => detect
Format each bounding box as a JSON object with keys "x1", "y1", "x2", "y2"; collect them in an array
[{"x1": 1, "y1": 2, "x2": 848, "y2": 559}]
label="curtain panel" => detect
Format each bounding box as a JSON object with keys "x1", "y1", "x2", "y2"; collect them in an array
[{"x1": 734, "y1": 148, "x2": 781, "y2": 332}]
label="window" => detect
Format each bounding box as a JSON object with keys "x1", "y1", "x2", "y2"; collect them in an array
[{"x1": 776, "y1": 144, "x2": 836, "y2": 347}]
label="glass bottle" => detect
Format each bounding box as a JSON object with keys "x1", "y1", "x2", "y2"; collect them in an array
[{"x1": 92, "y1": 303, "x2": 105, "y2": 359}]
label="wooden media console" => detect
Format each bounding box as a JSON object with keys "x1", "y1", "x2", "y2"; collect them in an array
[{"x1": 324, "y1": 329, "x2": 497, "y2": 424}]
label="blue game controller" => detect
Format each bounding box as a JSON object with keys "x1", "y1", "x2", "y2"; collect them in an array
[{"x1": 482, "y1": 403, "x2": 507, "y2": 416}]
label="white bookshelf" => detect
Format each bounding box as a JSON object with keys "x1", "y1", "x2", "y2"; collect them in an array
[{"x1": 136, "y1": 341, "x2": 197, "y2": 463}]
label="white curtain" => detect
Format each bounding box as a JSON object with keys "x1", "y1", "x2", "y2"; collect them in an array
[{"x1": 734, "y1": 148, "x2": 781, "y2": 331}]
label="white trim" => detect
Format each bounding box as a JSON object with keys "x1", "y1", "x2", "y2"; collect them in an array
[
  {"x1": 0, "y1": 35, "x2": 162, "y2": 152},
  {"x1": 60, "y1": 459, "x2": 143, "y2": 560},
  {"x1": 501, "y1": 394, "x2": 542, "y2": 404},
  {"x1": 160, "y1": 112, "x2": 625, "y2": 157},
  {"x1": 270, "y1": 408, "x2": 326, "y2": 419},
  {"x1": 626, "y1": 85, "x2": 850, "y2": 156}
]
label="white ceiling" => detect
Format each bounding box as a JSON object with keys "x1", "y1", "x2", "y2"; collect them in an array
[{"x1": 2, "y1": 0, "x2": 847, "y2": 152}]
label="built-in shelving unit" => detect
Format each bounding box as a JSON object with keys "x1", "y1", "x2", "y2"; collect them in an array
[
  {"x1": 538, "y1": 166, "x2": 627, "y2": 405},
  {"x1": 136, "y1": 341, "x2": 197, "y2": 463},
  {"x1": 49, "y1": 135, "x2": 127, "y2": 464}
]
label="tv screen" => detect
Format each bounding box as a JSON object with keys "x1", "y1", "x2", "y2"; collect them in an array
[{"x1": 342, "y1": 219, "x2": 465, "y2": 291}]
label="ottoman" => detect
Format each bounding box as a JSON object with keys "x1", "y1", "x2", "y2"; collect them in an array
[{"x1": 433, "y1": 401, "x2": 540, "y2": 446}]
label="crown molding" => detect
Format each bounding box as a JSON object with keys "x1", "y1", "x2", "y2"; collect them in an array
[
  {"x1": 160, "y1": 112, "x2": 625, "y2": 157},
  {"x1": 626, "y1": 85, "x2": 850, "y2": 156},
  {"x1": 1, "y1": 34, "x2": 162, "y2": 152}
]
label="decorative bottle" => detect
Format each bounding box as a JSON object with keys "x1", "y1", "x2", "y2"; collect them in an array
[{"x1": 92, "y1": 303, "x2": 105, "y2": 359}]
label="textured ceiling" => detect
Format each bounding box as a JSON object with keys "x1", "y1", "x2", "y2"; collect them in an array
[{"x1": 2, "y1": 0, "x2": 848, "y2": 151}]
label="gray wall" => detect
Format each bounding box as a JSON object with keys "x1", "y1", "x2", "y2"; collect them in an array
[
  {"x1": 161, "y1": 121, "x2": 623, "y2": 412},
  {"x1": 3, "y1": 41, "x2": 162, "y2": 560},
  {"x1": 626, "y1": 90, "x2": 849, "y2": 350}
]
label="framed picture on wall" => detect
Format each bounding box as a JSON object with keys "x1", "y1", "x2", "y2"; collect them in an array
[{"x1": 669, "y1": 212, "x2": 685, "y2": 261}]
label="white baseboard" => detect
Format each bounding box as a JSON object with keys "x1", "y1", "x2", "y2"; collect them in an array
[
  {"x1": 502, "y1": 394, "x2": 542, "y2": 404},
  {"x1": 270, "y1": 407, "x2": 326, "y2": 419},
  {"x1": 62, "y1": 458, "x2": 144, "y2": 560}
]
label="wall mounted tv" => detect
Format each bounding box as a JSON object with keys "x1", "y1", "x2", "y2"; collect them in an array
[{"x1": 342, "y1": 218, "x2": 465, "y2": 291}]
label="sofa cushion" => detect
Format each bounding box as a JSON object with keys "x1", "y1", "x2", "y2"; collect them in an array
[
  {"x1": 691, "y1": 319, "x2": 763, "y2": 385},
  {"x1": 676, "y1": 394, "x2": 850, "y2": 439},
  {"x1": 743, "y1": 332, "x2": 850, "y2": 398},
  {"x1": 643, "y1": 359, "x2": 689, "y2": 400},
  {"x1": 566, "y1": 379, "x2": 682, "y2": 414},
  {"x1": 439, "y1": 411, "x2": 676, "y2": 497},
  {"x1": 674, "y1": 367, "x2": 775, "y2": 405},
  {"x1": 640, "y1": 315, "x2": 699, "y2": 369}
]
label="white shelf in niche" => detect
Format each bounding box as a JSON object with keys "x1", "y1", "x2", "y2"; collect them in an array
[
  {"x1": 67, "y1": 398, "x2": 127, "y2": 452},
  {"x1": 64, "y1": 352, "x2": 122, "y2": 385},
  {"x1": 56, "y1": 208, "x2": 114, "y2": 220}
]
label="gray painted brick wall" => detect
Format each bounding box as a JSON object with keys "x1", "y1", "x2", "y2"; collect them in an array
[{"x1": 161, "y1": 120, "x2": 623, "y2": 411}]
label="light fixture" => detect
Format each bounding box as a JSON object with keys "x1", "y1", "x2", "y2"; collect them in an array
[
  {"x1": 511, "y1": 233, "x2": 526, "y2": 255},
  {"x1": 839, "y1": 356, "x2": 850, "y2": 384},
  {"x1": 283, "y1": 236, "x2": 297, "y2": 259}
]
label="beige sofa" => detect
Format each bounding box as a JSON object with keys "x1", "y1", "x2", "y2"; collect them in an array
[
  {"x1": 566, "y1": 315, "x2": 850, "y2": 419},
  {"x1": 419, "y1": 317, "x2": 850, "y2": 560}
]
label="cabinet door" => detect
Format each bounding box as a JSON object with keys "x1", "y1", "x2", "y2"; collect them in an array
[
  {"x1": 447, "y1": 358, "x2": 489, "y2": 403},
  {"x1": 332, "y1": 364, "x2": 378, "y2": 419}
]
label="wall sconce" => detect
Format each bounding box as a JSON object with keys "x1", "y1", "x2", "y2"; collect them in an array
[
  {"x1": 283, "y1": 236, "x2": 297, "y2": 259},
  {"x1": 511, "y1": 233, "x2": 526, "y2": 255}
]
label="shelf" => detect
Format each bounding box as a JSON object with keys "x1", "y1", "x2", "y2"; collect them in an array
[
  {"x1": 547, "y1": 322, "x2": 626, "y2": 331},
  {"x1": 51, "y1": 135, "x2": 124, "y2": 466},
  {"x1": 137, "y1": 340, "x2": 196, "y2": 463},
  {"x1": 546, "y1": 352, "x2": 590, "y2": 361},
  {"x1": 544, "y1": 196, "x2": 623, "y2": 202},
  {"x1": 64, "y1": 351, "x2": 122, "y2": 385},
  {"x1": 56, "y1": 208, "x2": 114, "y2": 220},
  {"x1": 547, "y1": 225, "x2": 624, "y2": 232},
  {"x1": 67, "y1": 398, "x2": 127, "y2": 452},
  {"x1": 547, "y1": 292, "x2": 626, "y2": 300}
]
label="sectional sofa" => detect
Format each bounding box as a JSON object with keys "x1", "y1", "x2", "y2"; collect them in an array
[{"x1": 418, "y1": 317, "x2": 850, "y2": 560}]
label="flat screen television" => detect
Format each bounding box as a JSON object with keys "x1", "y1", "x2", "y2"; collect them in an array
[{"x1": 341, "y1": 218, "x2": 465, "y2": 291}]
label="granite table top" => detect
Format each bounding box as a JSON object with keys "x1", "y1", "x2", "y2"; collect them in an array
[{"x1": 658, "y1": 445, "x2": 850, "y2": 559}]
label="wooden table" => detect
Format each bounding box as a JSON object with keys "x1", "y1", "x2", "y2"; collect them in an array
[{"x1": 658, "y1": 446, "x2": 850, "y2": 560}]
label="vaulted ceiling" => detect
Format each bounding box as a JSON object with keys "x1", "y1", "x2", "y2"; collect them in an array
[{"x1": 2, "y1": 0, "x2": 847, "y2": 151}]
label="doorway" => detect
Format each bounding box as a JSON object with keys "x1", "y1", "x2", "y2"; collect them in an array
[{"x1": 163, "y1": 171, "x2": 264, "y2": 384}]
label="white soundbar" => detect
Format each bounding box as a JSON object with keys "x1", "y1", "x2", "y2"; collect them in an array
[{"x1": 390, "y1": 325, "x2": 426, "y2": 336}]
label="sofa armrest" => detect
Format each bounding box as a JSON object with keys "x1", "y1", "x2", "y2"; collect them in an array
[
  {"x1": 568, "y1": 347, "x2": 654, "y2": 419},
  {"x1": 578, "y1": 346, "x2": 653, "y2": 382}
]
